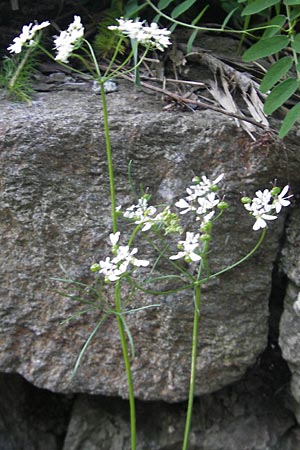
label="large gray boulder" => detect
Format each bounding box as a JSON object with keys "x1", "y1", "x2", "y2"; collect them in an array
[{"x1": 0, "y1": 82, "x2": 295, "y2": 401}]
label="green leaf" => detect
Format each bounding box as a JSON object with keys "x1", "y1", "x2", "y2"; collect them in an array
[
  {"x1": 292, "y1": 33, "x2": 300, "y2": 52},
  {"x1": 158, "y1": 0, "x2": 174, "y2": 8},
  {"x1": 125, "y1": 0, "x2": 147, "y2": 17},
  {"x1": 262, "y1": 15, "x2": 286, "y2": 38},
  {"x1": 186, "y1": 6, "x2": 209, "y2": 53},
  {"x1": 284, "y1": 0, "x2": 300, "y2": 5},
  {"x1": 264, "y1": 78, "x2": 298, "y2": 114},
  {"x1": 243, "y1": 35, "x2": 290, "y2": 62},
  {"x1": 221, "y1": 7, "x2": 239, "y2": 29},
  {"x1": 187, "y1": 28, "x2": 199, "y2": 53},
  {"x1": 290, "y1": 5, "x2": 300, "y2": 20},
  {"x1": 242, "y1": 0, "x2": 279, "y2": 16},
  {"x1": 260, "y1": 56, "x2": 293, "y2": 93},
  {"x1": 279, "y1": 102, "x2": 300, "y2": 137},
  {"x1": 171, "y1": 0, "x2": 198, "y2": 18}
]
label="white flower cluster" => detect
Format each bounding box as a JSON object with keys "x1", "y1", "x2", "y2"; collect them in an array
[
  {"x1": 108, "y1": 18, "x2": 171, "y2": 51},
  {"x1": 243, "y1": 185, "x2": 292, "y2": 231},
  {"x1": 170, "y1": 174, "x2": 225, "y2": 262},
  {"x1": 170, "y1": 232, "x2": 201, "y2": 262},
  {"x1": 7, "y1": 21, "x2": 50, "y2": 54},
  {"x1": 53, "y1": 15, "x2": 84, "y2": 63},
  {"x1": 93, "y1": 232, "x2": 149, "y2": 282},
  {"x1": 175, "y1": 174, "x2": 224, "y2": 219},
  {"x1": 123, "y1": 197, "x2": 157, "y2": 231},
  {"x1": 121, "y1": 197, "x2": 182, "y2": 235}
]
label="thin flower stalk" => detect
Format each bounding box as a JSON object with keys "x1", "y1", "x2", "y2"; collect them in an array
[
  {"x1": 181, "y1": 238, "x2": 209, "y2": 450},
  {"x1": 115, "y1": 281, "x2": 136, "y2": 450}
]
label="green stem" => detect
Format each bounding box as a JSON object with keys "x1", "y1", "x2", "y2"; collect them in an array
[
  {"x1": 104, "y1": 36, "x2": 127, "y2": 78},
  {"x1": 286, "y1": 5, "x2": 300, "y2": 80},
  {"x1": 115, "y1": 281, "x2": 136, "y2": 450},
  {"x1": 100, "y1": 82, "x2": 117, "y2": 233},
  {"x1": 100, "y1": 71, "x2": 136, "y2": 449},
  {"x1": 182, "y1": 283, "x2": 201, "y2": 450},
  {"x1": 9, "y1": 45, "x2": 32, "y2": 90}
]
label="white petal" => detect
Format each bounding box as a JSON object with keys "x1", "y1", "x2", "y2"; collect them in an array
[
  {"x1": 109, "y1": 231, "x2": 120, "y2": 246},
  {"x1": 189, "y1": 252, "x2": 201, "y2": 262}
]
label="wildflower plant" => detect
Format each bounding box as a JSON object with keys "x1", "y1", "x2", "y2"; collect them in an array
[{"x1": 4, "y1": 15, "x2": 293, "y2": 450}]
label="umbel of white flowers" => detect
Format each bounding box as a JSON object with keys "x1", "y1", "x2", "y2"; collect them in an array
[
  {"x1": 91, "y1": 232, "x2": 149, "y2": 283},
  {"x1": 241, "y1": 185, "x2": 292, "y2": 230},
  {"x1": 93, "y1": 177, "x2": 292, "y2": 275},
  {"x1": 7, "y1": 15, "x2": 171, "y2": 63},
  {"x1": 108, "y1": 18, "x2": 171, "y2": 51},
  {"x1": 7, "y1": 20, "x2": 50, "y2": 54}
]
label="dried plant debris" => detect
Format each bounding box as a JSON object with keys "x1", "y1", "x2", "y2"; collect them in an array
[{"x1": 186, "y1": 51, "x2": 269, "y2": 140}]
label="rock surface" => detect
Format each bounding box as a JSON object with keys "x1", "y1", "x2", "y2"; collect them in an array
[
  {"x1": 0, "y1": 82, "x2": 297, "y2": 402},
  {"x1": 280, "y1": 207, "x2": 300, "y2": 423},
  {"x1": 0, "y1": 369, "x2": 298, "y2": 450}
]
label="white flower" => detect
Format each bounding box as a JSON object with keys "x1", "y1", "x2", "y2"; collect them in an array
[
  {"x1": 272, "y1": 185, "x2": 292, "y2": 213},
  {"x1": 7, "y1": 20, "x2": 50, "y2": 54},
  {"x1": 201, "y1": 211, "x2": 215, "y2": 224},
  {"x1": 108, "y1": 18, "x2": 171, "y2": 51},
  {"x1": 196, "y1": 192, "x2": 220, "y2": 215},
  {"x1": 175, "y1": 174, "x2": 223, "y2": 220},
  {"x1": 175, "y1": 198, "x2": 196, "y2": 215},
  {"x1": 97, "y1": 232, "x2": 149, "y2": 282},
  {"x1": 123, "y1": 197, "x2": 157, "y2": 231},
  {"x1": 191, "y1": 173, "x2": 224, "y2": 197},
  {"x1": 109, "y1": 232, "x2": 120, "y2": 246},
  {"x1": 53, "y1": 15, "x2": 84, "y2": 63},
  {"x1": 170, "y1": 232, "x2": 201, "y2": 262},
  {"x1": 251, "y1": 211, "x2": 277, "y2": 231},
  {"x1": 243, "y1": 184, "x2": 292, "y2": 231},
  {"x1": 99, "y1": 257, "x2": 123, "y2": 282}
]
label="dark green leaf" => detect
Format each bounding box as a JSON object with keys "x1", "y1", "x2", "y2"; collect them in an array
[
  {"x1": 292, "y1": 33, "x2": 300, "y2": 52},
  {"x1": 187, "y1": 29, "x2": 199, "y2": 53},
  {"x1": 125, "y1": 0, "x2": 147, "y2": 17},
  {"x1": 260, "y1": 56, "x2": 293, "y2": 93},
  {"x1": 242, "y1": 0, "x2": 280, "y2": 16},
  {"x1": 290, "y1": 5, "x2": 300, "y2": 20},
  {"x1": 186, "y1": 6, "x2": 209, "y2": 53},
  {"x1": 158, "y1": 0, "x2": 174, "y2": 8},
  {"x1": 243, "y1": 35, "x2": 290, "y2": 62},
  {"x1": 279, "y1": 103, "x2": 300, "y2": 137},
  {"x1": 262, "y1": 15, "x2": 286, "y2": 38},
  {"x1": 221, "y1": 7, "x2": 239, "y2": 29},
  {"x1": 171, "y1": 0, "x2": 198, "y2": 18},
  {"x1": 264, "y1": 78, "x2": 298, "y2": 114}
]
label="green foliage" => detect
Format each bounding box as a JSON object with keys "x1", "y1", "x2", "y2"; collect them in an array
[
  {"x1": 260, "y1": 56, "x2": 293, "y2": 93},
  {"x1": 241, "y1": 0, "x2": 300, "y2": 137},
  {"x1": 243, "y1": 35, "x2": 290, "y2": 61},
  {"x1": 0, "y1": 50, "x2": 37, "y2": 103},
  {"x1": 94, "y1": 0, "x2": 127, "y2": 57}
]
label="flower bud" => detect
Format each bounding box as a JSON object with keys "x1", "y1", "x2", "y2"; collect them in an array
[
  {"x1": 241, "y1": 196, "x2": 252, "y2": 204},
  {"x1": 271, "y1": 186, "x2": 281, "y2": 196},
  {"x1": 200, "y1": 221, "x2": 212, "y2": 233},
  {"x1": 90, "y1": 263, "x2": 100, "y2": 272},
  {"x1": 200, "y1": 233, "x2": 211, "y2": 242},
  {"x1": 192, "y1": 176, "x2": 200, "y2": 184},
  {"x1": 209, "y1": 184, "x2": 219, "y2": 192},
  {"x1": 217, "y1": 201, "x2": 229, "y2": 210}
]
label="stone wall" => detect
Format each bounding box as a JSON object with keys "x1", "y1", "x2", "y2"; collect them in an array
[{"x1": 0, "y1": 81, "x2": 300, "y2": 448}]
